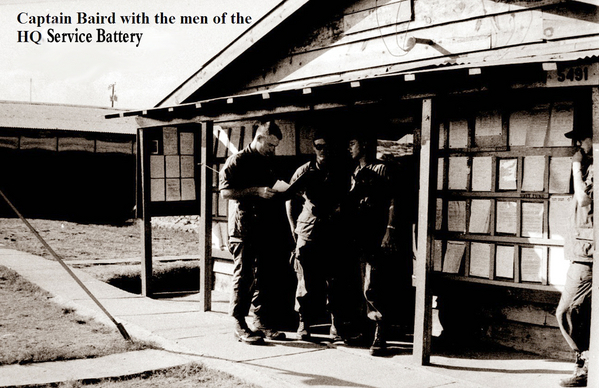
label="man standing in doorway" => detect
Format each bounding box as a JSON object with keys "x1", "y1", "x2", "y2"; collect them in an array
[
  {"x1": 285, "y1": 130, "x2": 359, "y2": 341},
  {"x1": 556, "y1": 127, "x2": 593, "y2": 387},
  {"x1": 347, "y1": 131, "x2": 399, "y2": 356},
  {"x1": 220, "y1": 121, "x2": 287, "y2": 344}
]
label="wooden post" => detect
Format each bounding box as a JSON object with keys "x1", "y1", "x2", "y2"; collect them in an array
[
  {"x1": 199, "y1": 121, "x2": 214, "y2": 312},
  {"x1": 413, "y1": 98, "x2": 437, "y2": 365},
  {"x1": 139, "y1": 128, "x2": 153, "y2": 297},
  {"x1": 587, "y1": 87, "x2": 599, "y2": 388}
]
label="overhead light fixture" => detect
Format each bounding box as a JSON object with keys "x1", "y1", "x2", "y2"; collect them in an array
[{"x1": 542, "y1": 62, "x2": 557, "y2": 71}]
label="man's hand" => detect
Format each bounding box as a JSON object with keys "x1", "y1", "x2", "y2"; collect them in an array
[
  {"x1": 256, "y1": 186, "x2": 277, "y2": 199},
  {"x1": 381, "y1": 230, "x2": 397, "y2": 253}
]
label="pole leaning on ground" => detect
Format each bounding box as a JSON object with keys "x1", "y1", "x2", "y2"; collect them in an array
[{"x1": 0, "y1": 188, "x2": 132, "y2": 342}]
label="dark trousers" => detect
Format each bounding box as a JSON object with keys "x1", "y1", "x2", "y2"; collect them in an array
[
  {"x1": 293, "y1": 235, "x2": 362, "y2": 329},
  {"x1": 229, "y1": 239, "x2": 265, "y2": 326},
  {"x1": 556, "y1": 262, "x2": 593, "y2": 354}
]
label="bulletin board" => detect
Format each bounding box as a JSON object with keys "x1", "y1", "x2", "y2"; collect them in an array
[
  {"x1": 139, "y1": 124, "x2": 201, "y2": 216},
  {"x1": 433, "y1": 98, "x2": 577, "y2": 290}
]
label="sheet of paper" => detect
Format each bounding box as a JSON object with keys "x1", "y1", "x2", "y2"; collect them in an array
[
  {"x1": 448, "y1": 157, "x2": 469, "y2": 190},
  {"x1": 273, "y1": 180, "x2": 291, "y2": 192},
  {"x1": 525, "y1": 105, "x2": 550, "y2": 147},
  {"x1": 508, "y1": 110, "x2": 528, "y2": 146},
  {"x1": 548, "y1": 247, "x2": 568, "y2": 286},
  {"x1": 180, "y1": 156, "x2": 195, "y2": 178},
  {"x1": 521, "y1": 202, "x2": 545, "y2": 238},
  {"x1": 496, "y1": 201, "x2": 517, "y2": 234},
  {"x1": 521, "y1": 155, "x2": 545, "y2": 191},
  {"x1": 447, "y1": 201, "x2": 466, "y2": 232},
  {"x1": 449, "y1": 119, "x2": 469, "y2": 149},
  {"x1": 437, "y1": 158, "x2": 444, "y2": 191},
  {"x1": 475, "y1": 111, "x2": 503, "y2": 148},
  {"x1": 498, "y1": 159, "x2": 517, "y2": 190},
  {"x1": 436, "y1": 198, "x2": 443, "y2": 230},
  {"x1": 520, "y1": 247, "x2": 545, "y2": 282},
  {"x1": 150, "y1": 179, "x2": 165, "y2": 202},
  {"x1": 163, "y1": 127, "x2": 178, "y2": 155},
  {"x1": 471, "y1": 157, "x2": 492, "y2": 191},
  {"x1": 443, "y1": 241, "x2": 466, "y2": 273},
  {"x1": 469, "y1": 199, "x2": 491, "y2": 234},
  {"x1": 166, "y1": 178, "x2": 181, "y2": 201},
  {"x1": 495, "y1": 245, "x2": 515, "y2": 279},
  {"x1": 215, "y1": 126, "x2": 230, "y2": 158},
  {"x1": 179, "y1": 132, "x2": 195, "y2": 155},
  {"x1": 165, "y1": 155, "x2": 181, "y2": 178},
  {"x1": 181, "y1": 178, "x2": 196, "y2": 201},
  {"x1": 469, "y1": 242, "x2": 492, "y2": 278},
  {"x1": 433, "y1": 240, "x2": 443, "y2": 272},
  {"x1": 549, "y1": 157, "x2": 572, "y2": 193},
  {"x1": 150, "y1": 155, "x2": 165, "y2": 178},
  {"x1": 549, "y1": 196, "x2": 571, "y2": 240},
  {"x1": 547, "y1": 103, "x2": 574, "y2": 147}
]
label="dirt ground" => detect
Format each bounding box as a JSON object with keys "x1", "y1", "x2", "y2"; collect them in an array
[{"x1": 0, "y1": 217, "x2": 201, "y2": 262}]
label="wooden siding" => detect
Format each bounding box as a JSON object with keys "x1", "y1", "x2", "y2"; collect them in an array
[{"x1": 228, "y1": 0, "x2": 598, "y2": 94}]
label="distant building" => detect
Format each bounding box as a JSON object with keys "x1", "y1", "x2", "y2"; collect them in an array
[{"x1": 0, "y1": 101, "x2": 137, "y2": 222}]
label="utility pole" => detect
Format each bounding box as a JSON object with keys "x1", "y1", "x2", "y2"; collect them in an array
[{"x1": 109, "y1": 83, "x2": 118, "y2": 107}]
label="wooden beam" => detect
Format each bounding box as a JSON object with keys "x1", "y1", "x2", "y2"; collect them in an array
[
  {"x1": 413, "y1": 98, "x2": 437, "y2": 365},
  {"x1": 587, "y1": 86, "x2": 599, "y2": 388},
  {"x1": 139, "y1": 128, "x2": 153, "y2": 297},
  {"x1": 199, "y1": 121, "x2": 214, "y2": 312}
]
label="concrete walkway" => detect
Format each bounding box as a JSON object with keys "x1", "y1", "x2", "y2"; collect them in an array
[{"x1": 0, "y1": 247, "x2": 573, "y2": 388}]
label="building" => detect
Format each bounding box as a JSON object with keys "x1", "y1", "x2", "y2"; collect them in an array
[
  {"x1": 0, "y1": 101, "x2": 137, "y2": 222},
  {"x1": 109, "y1": 0, "x2": 599, "y2": 370}
]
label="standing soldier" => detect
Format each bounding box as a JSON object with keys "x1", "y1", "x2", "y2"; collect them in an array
[
  {"x1": 285, "y1": 130, "x2": 358, "y2": 341},
  {"x1": 556, "y1": 127, "x2": 593, "y2": 387},
  {"x1": 220, "y1": 121, "x2": 287, "y2": 344},
  {"x1": 347, "y1": 131, "x2": 399, "y2": 356}
]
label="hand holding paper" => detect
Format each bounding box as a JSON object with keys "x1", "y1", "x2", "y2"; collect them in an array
[{"x1": 272, "y1": 180, "x2": 291, "y2": 192}]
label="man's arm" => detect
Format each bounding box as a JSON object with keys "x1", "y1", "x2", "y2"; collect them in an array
[
  {"x1": 285, "y1": 199, "x2": 297, "y2": 242},
  {"x1": 572, "y1": 151, "x2": 592, "y2": 206},
  {"x1": 381, "y1": 197, "x2": 397, "y2": 251},
  {"x1": 221, "y1": 187, "x2": 276, "y2": 200}
]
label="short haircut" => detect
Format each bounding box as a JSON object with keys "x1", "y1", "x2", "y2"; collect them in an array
[
  {"x1": 313, "y1": 129, "x2": 329, "y2": 143},
  {"x1": 255, "y1": 121, "x2": 283, "y2": 140}
]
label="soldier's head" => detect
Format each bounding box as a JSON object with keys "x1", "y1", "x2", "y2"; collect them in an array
[
  {"x1": 348, "y1": 130, "x2": 375, "y2": 161},
  {"x1": 565, "y1": 128, "x2": 592, "y2": 156},
  {"x1": 252, "y1": 121, "x2": 282, "y2": 156},
  {"x1": 313, "y1": 129, "x2": 330, "y2": 166}
]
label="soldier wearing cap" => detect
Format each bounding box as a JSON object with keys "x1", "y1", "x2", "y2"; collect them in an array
[{"x1": 556, "y1": 126, "x2": 593, "y2": 387}]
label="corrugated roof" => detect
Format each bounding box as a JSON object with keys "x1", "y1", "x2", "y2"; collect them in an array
[{"x1": 0, "y1": 101, "x2": 137, "y2": 135}]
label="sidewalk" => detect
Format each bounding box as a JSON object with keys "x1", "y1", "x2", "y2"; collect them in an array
[{"x1": 0, "y1": 247, "x2": 572, "y2": 388}]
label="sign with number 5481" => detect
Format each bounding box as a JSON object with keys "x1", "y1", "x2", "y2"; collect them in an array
[{"x1": 546, "y1": 63, "x2": 598, "y2": 87}]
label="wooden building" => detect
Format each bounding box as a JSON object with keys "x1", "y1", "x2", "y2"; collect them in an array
[
  {"x1": 110, "y1": 0, "x2": 599, "y2": 375},
  {"x1": 0, "y1": 101, "x2": 137, "y2": 222}
]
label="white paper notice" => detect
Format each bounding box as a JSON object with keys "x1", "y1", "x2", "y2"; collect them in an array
[
  {"x1": 163, "y1": 127, "x2": 179, "y2": 155},
  {"x1": 549, "y1": 196, "x2": 571, "y2": 240},
  {"x1": 272, "y1": 180, "x2": 291, "y2": 192},
  {"x1": 179, "y1": 132, "x2": 195, "y2": 155},
  {"x1": 498, "y1": 159, "x2": 517, "y2": 190},
  {"x1": 150, "y1": 155, "x2": 165, "y2": 178},
  {"x1": 521, "y1": 202, "x2": 545, "y2": 238},
  {"x1": 443, "y1": 241, "x2": 466, "y2": 273},
  {"x1": 547, "y1": 103, "x2": 574, "y2": 147},
  {"x1": 548, "y1": 247, "x2": 568, "y2": 286},
  {"x1": 549, "y1": 157, "x2": 572, "y2": 193},
  {"x1": 448, "y1": 157, "x2": 469, "y2": 190},
  {"x1": 521, "y1": 155, "x2": 545, "y2": 192},
  {"x1": 469, "y1": 199, "x2": 491, "y2": 234},
  {"x1": 469, "y1": 242, "x2": 491, "y2": 278},
  {"x1": 495, "y1": 245, "x2": 515, "y2": 279},
  {"x1": 509, "y1": 110, "x2": 528, "y2": 146},
  {"x1": 496, "y1": 201, "x2": 518, "y2": 235},
  {"x1": 448, "y1": 201, "x2": 467, "y2": 232},
  {"x1": 525, "y1": 105, "x2": 550, "y2": 147},
  {"x1": 449, "y1": 119, "x2": 469, "y2": 149},
  {"x1": 520, "y1": 247, "x2": 545, "y2": 283},
  {"x1": 471, "y1": 157, "x2": 492, "y2": 191}
]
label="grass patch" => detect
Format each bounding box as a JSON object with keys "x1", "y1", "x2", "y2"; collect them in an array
[
  {"x1": 0, "y1": 265, "x2": 154, "y2": 366},
  {"x1": 52, "y1": 363, "x2": 258, "y2": 388}
]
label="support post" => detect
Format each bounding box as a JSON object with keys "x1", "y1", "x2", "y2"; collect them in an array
[
  {"x1": 199, "y1": 121, "x2": 214, "y2": 312},
  {"x1": 139, "y1": 128, "x2": 153, "y2": 297},
  {"x1": 587, "y1": 87, "x2": 599, "y2": 388},
  {"x1": 413, "y1": 98, "x2": 437, "y2": 365}
]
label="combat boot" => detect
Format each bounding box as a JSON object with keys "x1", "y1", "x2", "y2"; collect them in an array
[{"x1": 369, "y1": 322, "x2": 387, "y2": 356}]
